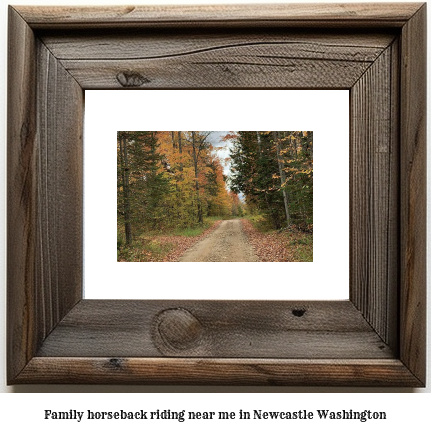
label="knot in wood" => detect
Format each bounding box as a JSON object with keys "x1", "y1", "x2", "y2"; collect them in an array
[
  {"x1": 116, "y1": 71, "x2": 150, "y2": 87},
  {"x1": 155, "y1": 308, "x2": 203, "y2": 351},
  {"x1": 108, "y1": 358, "x2": 123, "y2": 369},
  {"x1": 292, "y1": 308, "x2": 306, "y2": 317}
]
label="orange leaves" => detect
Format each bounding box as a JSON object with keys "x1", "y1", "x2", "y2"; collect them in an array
[
  {"x1": 241, "y1": 219, "x2": 293, "y2": 262},
  {"x1": 222, "y1": 132, "x2": 238, "y2": 141}
]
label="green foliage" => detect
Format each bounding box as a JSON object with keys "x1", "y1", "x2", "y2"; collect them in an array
[
  {"x1": 174, "y1": 223, "x2": 209, "y2": 237},
  {"x1": 117, "y1": 130, "x2": 311, "y2": 262},
  {"x1": 117, "y1": 217, "x2": 220, "y2": 262},
  {"x1": 117, "y1": 131, "x2": 173, "y2": 244},
  {"x1": 287, "y1": 233, "x2": 313, "y2": 262},
  {"x1": 117, "y1": 131, "x2": 242, "y2": 260},
  {"x1": 228, "y1": 131, "x2": 313, "y2": 231},
  {"x1": 244, "y1": 213, "x2": 274, "y2": 232},
  {"x1": 117, "y1": 238, "x2": 173, "y2": 262}
]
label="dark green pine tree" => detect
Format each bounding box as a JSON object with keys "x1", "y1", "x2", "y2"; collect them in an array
[
  {"x1": 117, "y1": 131, "x2": 133, "y2": 245},
  {"x1": 139, "y1": 131, "x2": 174, "y2": 229},
  {"x1": 117, "y1": 131, "x2": 174, "y2": 243},
  {"x1": 277, "y1": 131, "x2": 313, "y2": 230},
  {"x1": 228, "y1": 131, "x2": 286, "y2": 229}
]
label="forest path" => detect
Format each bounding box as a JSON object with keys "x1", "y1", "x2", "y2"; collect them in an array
[{"x1": 178, "y1": 219, "x2": 260, "y2": 262}]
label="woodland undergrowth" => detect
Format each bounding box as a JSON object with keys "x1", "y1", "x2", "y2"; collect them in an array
[
  {"x1": 242, "y1": 216, "x2": 313, "y2": 262},
  {"x1": 117, "y1": 219, "x2": 222, "y2": 262}
]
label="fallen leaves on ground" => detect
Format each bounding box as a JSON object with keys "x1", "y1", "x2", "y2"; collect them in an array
[
  {"x1": 118, "y1": 220, "x2": 223, "y2": 262},
  {"x1": 119, "y1": 218, "x2": 312, "y2": 262},
  {"x1": 156, "y1": 220, "x2": 223, "y2": 262},
  {"x1": 241, "y1": 218, "x2": 295, "y2": 262}
]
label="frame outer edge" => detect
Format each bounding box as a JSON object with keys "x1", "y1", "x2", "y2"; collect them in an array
[
  {"x1": 6, "y1": 3, "x2": 427, "y2": 386},
  {"x1": 399, "y1": 3, "x2": 427, "y2": 384},
  {"x1": 11, "y1": 3, "x2": 425, "y2": 29},
  {"x1": 13, "y1": 357, "x2": 423, "y2": 387},
  {"x1": 7, "y1": 6, "x2": 38, "y2": 384}
]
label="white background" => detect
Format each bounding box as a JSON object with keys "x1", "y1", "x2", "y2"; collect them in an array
[
  {"x1": 85, "y1": 90, "x2": 349, "y2": 300},
  {"x1": 0, "y1": 0, "x2": 430, "y2": 426}
]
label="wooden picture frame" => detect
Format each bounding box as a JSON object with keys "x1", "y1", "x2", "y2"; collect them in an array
[{"x1": 7, "y1": 3, "x2": 426, "y2": 386}]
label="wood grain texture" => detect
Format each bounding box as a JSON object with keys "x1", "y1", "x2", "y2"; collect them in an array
[
  {"x1": 399, "y1": 3, "x2": 427, "y2": 385},
  {"x1": 7, "y1": 6, "x2": 38, "y2": 381},
  {"x1": 48, "y1": 31, "x2": 394, "y2": 89},
  {"x1": 387, "y1": 38, "x2": 401, "y2": 352},
  {"x1": 7, "y1": 6, "x2": 83, "y2": 384},
  {"x1": 36, "y1": 300, "x2": 393, "y2": 359},
  {"x1": 15, "y1": 358, "x2": 423, "y2": 386},
  {"x1": 7, "y1": 3, "x2": 427, "y2": 386},
  {"x1": 35, "y1": 41, "x2": 83, "y2": 338},
  {"x1": 41, "y1": 31, "x2": 395, "y2": 60},
  {"x1": 350, "y1": 44, "x2": 398, "y2": 348},
  {"x1": 15, "y1": 3, "x2": 423, "y2": 29}
]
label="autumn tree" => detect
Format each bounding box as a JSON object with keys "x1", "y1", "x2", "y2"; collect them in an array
[
  {"x1": 178, "y1": 131, "x2": 217, "y2": 225},
  {"x1": 118, "y1": 131, "x2": 235, "y2": 243},
  {"x1": 117, "y1": 131, "x2": 174, "y2": 241}
]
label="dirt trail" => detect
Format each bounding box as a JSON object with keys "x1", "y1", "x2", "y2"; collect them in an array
[{"x1": 178, "y1": 219, "x2": 260, "y2": 262}]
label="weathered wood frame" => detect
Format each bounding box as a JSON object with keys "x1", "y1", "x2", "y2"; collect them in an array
[{"x1": 7, "y1": 3, "x2": 426, "y2": 386}]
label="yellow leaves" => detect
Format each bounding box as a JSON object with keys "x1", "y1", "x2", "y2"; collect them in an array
[{"x1": 283, "y1": 166, "x2": 313, "y2": 176}]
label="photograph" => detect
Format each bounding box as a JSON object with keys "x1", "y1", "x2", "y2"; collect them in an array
[{"x1": 117, "y1": 131, "x2": 313, "y2": 262}]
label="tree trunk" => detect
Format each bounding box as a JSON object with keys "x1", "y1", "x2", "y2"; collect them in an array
[
  {"x1": 178, "y1": 131, "x2": 183, "y2": 172},
  {"x1": 307, "y1": 131, "x2": 313, "y2": 158},
  {"x1": 273, "y1": 131, "x2": 290, "y2": 225},
  {"x1": 191, "y1": 132, "x2": 203, "y2": 224},
  {"x1": 256, "y1": 131, "x2": 279, "y2": 229},
  {"x1": 119, "y1": 133, "x2": 132, "y2": 245}
]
